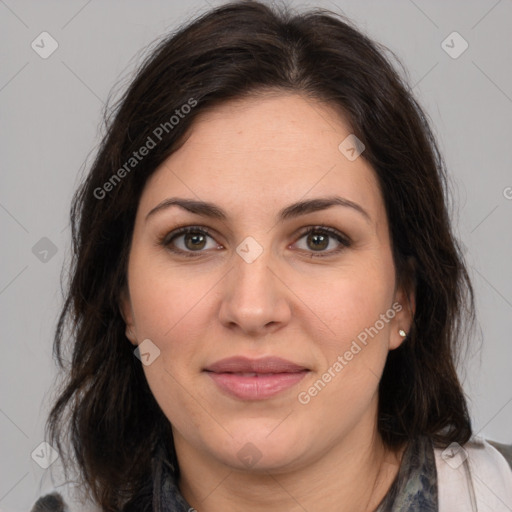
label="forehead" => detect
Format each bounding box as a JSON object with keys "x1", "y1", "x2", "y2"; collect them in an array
[{"x1": 138, "y1": 93, "x2": 384, "y2": 225}]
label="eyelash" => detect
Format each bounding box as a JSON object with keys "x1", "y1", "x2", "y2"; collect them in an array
[{"x1": 157, "y1": 225, "x2": 351, "y2": 259}]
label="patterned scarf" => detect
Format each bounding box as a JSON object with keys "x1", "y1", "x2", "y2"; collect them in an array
[
  {"x1": 150, "y1": 435, "x2": 438, "y2": 512},
  {"x1": 375, "y1": 435, "x2": 438, "y2": 511}
]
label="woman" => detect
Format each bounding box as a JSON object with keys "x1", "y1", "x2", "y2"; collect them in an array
[{"x1": 36, "y1": 1, "x2": 512, "y2": 511}]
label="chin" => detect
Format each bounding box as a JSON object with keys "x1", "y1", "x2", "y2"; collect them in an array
[{"x1": 209, "y1": 421, "x2": 312, "y2": 473}]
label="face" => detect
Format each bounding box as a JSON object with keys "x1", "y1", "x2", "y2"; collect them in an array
[{"x1": 121, "y1": 93, "x2": 413, "y2": 473}]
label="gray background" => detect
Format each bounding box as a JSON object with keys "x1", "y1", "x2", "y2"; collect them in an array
[{"x1": 1, "y1": 0, "x2": 511, "y2": 510}]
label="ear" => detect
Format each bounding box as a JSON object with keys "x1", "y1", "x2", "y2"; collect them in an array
[
  {"x1": 119, "y1": 286, "x2": 138, "y2": 346},
  {"x1": 389, "y1": 266, "x2": 416, "y2": 351}
]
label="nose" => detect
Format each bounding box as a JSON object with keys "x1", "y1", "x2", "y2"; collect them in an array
[{"x1": 218, "y1": 247, "x2": 292, "y2": 337}]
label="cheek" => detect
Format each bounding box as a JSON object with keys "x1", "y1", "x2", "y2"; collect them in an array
[
  {"x1": 125, "y1": 253, "x2": 212, "y2": 415},
  {"x1": 129, "y1": 250, "x2": 212, "y2": 340},
  {"x1": 130, "y1": 267, "x2": 211, "y2": 429},
  {"x1": 296, "y1": 278, "x2": 393, "y2": 429},
  {"x1": 142, "y1": 361, "x2": 208, "y2": 447},
  {"x1": 310, "y1": 262, "x2": 395, "y2": 397},
  {"x1": 305, "y1": 255, "x2": 396, "y2": 352}
]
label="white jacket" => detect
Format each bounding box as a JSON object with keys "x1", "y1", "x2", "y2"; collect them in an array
[{"x1": 435, "y1": 436, "x2": 512, "y2": 511}]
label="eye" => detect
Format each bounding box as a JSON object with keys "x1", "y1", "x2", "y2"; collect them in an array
[
  {"x1": 293, "y1": 226, "x2": 351, "y2": 257},
  {"x1": 160, "y1": 226, "x2": 222, "y2": 257}
]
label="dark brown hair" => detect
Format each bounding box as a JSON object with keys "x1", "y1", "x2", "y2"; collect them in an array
[{"x1": 47, "y1": 1, "x2": 474, "y2": 510}]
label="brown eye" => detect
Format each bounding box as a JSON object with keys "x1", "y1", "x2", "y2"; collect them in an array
[
  {"x1": 183, "y1": 232, "x2": 208, "y2": 250},
  {"x1": 294, "y1": 226, "x2": 351, "y2": 257},
  {"x1": 307, "y1": 232, "x2": 329, "y2": 251},
  {"x1": 162, "y1": 226, "x2": 221, "y2": 256}
]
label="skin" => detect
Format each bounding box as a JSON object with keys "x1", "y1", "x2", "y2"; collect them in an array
[{"x1": 120, "y1": 92, "x2": 415, "y2": 512}]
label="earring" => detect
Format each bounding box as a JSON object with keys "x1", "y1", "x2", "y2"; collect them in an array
[{"x1": 398, "y1": 329, "x2": 407, "y2": 338}]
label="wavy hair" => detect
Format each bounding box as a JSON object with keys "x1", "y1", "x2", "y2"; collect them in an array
[{"x1": 47, "y1": 1, "x2": 475, "y2": 510}]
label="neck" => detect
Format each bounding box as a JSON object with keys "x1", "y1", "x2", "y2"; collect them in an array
[{"x1": 175, "y1": 419, "x2": 405, "y2": 512}]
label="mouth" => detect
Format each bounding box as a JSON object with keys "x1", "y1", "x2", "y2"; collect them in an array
[{"x1": 203, "y1": 356, "x2": 310, "y2": 400}]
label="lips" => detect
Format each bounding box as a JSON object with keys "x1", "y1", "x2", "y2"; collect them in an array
[
  {"x1": 204, "y1": 356, "x2": 308, "y2": 374},
  {"x1": 204, "y1": 356, "x2": 309, "y2": 400}
]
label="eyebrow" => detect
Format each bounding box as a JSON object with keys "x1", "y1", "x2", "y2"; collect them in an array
[{"x1": 145, "y1": 196, "x2": 371, "y2": 224}]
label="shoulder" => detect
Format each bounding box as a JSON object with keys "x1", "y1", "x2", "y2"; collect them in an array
[
  {"x1": 433, "y1": 435, "x2": 512, "y2": 512},
  {"x1": 30, "y1": 491, "x2": 102, "y2": 512},
  {"x1": 30, "y1": 488, "x2": 153, "y2": 512},
  {"x1": 31, "y1": 492, "x2": 68, "y2": 512}
]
